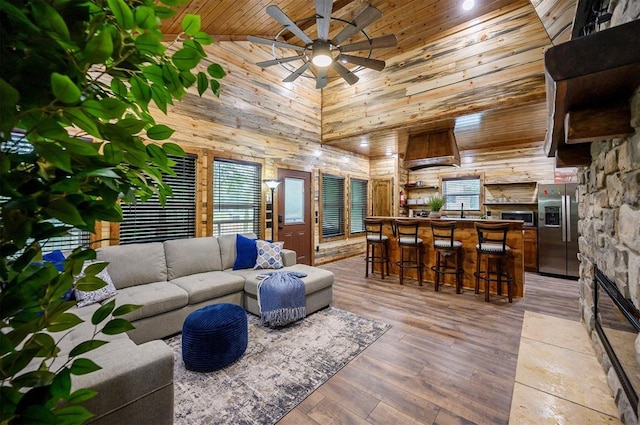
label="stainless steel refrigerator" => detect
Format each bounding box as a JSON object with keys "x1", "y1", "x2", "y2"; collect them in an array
[{"x1": 538, "y1": 183, "x2": 579, "y2": 278}]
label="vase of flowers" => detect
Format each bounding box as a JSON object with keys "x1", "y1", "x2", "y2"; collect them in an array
[{"x1": 427, "y1": 195, "x2": 445, "y2": 218}]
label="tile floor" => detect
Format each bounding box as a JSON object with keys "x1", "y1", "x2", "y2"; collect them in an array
[{"x1": 509, "y1": 311, "x2": 622, "y2": 424}]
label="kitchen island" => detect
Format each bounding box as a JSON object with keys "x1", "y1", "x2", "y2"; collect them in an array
[{"x1": 370, "y1": 216, "x2": 525, "y2": 298}]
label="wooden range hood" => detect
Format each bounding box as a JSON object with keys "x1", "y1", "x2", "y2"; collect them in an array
[{"x1": 403, "y1": 128, "x2": 460, "y2": 170}]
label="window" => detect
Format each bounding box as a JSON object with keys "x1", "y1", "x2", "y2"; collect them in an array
[
  {"x1": 120, "y1": 153, "x2": 197, "y2": 244},
  {"x1": 442, "y1": 177, "x2": 481, "y2": 211},
  {"x1": 350, "y1": 178, "x2": 368, "y2": 234},
  {"x1": 213, "y1": 158, "x2": 262, "y2": 237},
  {"x1": 1, "y1": 133, "x2": 91, "y2": 253},
  {"x1": 321, "y1": 174, "x2": 345, "y2": 239}
]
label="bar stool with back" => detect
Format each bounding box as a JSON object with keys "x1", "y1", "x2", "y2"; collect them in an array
[
  {"x1": 430, "y1": 220, "x2": 464, "y2": 293},
  {"x1": 473, "y1": 222, "x2": 514, "y2": 302},
  {"x1": 364, "y1": 218, "x2": 390, "y2": 278},
  {"x1": 395, "y1": 219, "x2": 424, "y2": 286}
]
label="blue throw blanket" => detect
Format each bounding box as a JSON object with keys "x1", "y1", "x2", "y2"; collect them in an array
[{"x1": 257, "y1": 271, "x2": 307, "y2": 327}]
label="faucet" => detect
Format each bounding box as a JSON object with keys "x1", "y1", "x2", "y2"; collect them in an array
[{"x1": 460, "y1": 202, "x2": 464, "y2": 218}]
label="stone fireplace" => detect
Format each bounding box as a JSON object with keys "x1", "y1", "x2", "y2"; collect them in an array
[{"x1": 578, "y1": 43, "x2": 640, "y2": 425}]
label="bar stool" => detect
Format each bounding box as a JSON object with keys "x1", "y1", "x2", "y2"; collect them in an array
[
  {"x1": 473, "y1": 222, "x2": 514, "y2": 302},
  {"x1": 430, "y1": 220, "x2": 464, "y2": 293},
  {"x1": 364, "y1": 218, "x2": 390, "y2": 278},
  {"x1": 395, "y1": 219, "x2": 424, "y2": 286}
]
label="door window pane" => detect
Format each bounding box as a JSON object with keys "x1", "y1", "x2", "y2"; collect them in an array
[{"x1": 284, "y1": 177, "x2": 304, "y2": 224}]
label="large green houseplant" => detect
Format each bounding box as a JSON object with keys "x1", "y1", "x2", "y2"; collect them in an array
[{"x1": 0, "y1": 0, "x2": 224, "y2": 423}]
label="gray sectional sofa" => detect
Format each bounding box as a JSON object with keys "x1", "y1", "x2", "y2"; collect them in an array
[{"x1": 63, "y1": 233, "x2": 333, "y2": 424}]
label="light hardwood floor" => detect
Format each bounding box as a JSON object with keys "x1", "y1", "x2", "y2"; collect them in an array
[{"x1": 279, "y1": 255, "x2": 582, "y2": 425}]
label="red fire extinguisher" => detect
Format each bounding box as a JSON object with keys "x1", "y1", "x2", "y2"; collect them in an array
[{"x1": 399, "y1": 190, "x2": 405, "y2": 206}]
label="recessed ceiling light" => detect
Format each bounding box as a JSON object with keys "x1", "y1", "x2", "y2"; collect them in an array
[{"x1": 462, "y1": 0, "x2": 475, "y2": 11}]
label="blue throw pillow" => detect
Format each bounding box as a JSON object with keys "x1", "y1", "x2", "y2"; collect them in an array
[
  {"x1": 233, "y1": 234, "x2": 258, "y2": 270},
  {"x1": 43, "y1": 250, "x2": 66, "y2": 272}
]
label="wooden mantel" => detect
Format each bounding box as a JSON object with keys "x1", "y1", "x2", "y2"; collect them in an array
[{"x1": 544, "y1": 19, "x2": 640, "y2": 165}]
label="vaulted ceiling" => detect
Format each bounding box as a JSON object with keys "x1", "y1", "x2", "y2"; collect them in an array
[{"x1": 160, "y1": 0, "x2": 577, "y2": 158}]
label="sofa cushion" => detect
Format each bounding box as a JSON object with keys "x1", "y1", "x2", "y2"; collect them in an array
[
  {"x1": 218, "y1": 233, "x2": 257, "y2": 270},
  {"x1": 231, "y1": 264, "x2": 334, "y2": 297},
  {"x1": 97, "y1": 243, "x2": 167, "y2": 289},
  {"x1": 232, "y1": 234, "x2": 258, "y2": 270},
  {"x1": 164, "y1": 237, "x2": 223, "y2": 280},
  {"x1": 254, "y1": 240, "x2": 284, "y2": 269},
  {"x1": 112, "y1": 281, "x2": 188, "y2": 322},
  {"x1": 170, "y1": 271, "x2": 245, "y2": 305}
]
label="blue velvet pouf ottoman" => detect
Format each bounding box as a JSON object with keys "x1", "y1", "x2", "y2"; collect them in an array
[{"x1": 182, "y1": 303, "x2": 248, "y2": 372}]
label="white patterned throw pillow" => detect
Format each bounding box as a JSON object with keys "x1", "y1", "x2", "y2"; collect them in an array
[
  {"x1": 75, "y1": 264, "x2": 118, "y2": 307},
  {"x1": 254, "y1": 240, "x2": 284, "y2": 270}
]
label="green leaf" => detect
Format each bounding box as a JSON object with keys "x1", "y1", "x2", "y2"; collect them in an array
[
  {"x1": 103, "y1": 143, "x2": 124, "y2": 164},
  {"x1": 47, "y1": 313, "x2": 83, "y2": 333},
  {"x1": 10, "y1": 370, "x2": 56, "y2": 388},
  {"x1": 35, "y1": 142, "x2": 72, "y2": 173},
  {"x1": 194, "y1": 31, "x2": 213, "y2": 45},
  {"x1": 210, "y1": 79, "x2": 221, "y2": 97},
  {"x1": 130, "y1": 76, "x2": 152, "y2": 107},
  {"x1": 196, "y1": 72, "x2": 208, "y2": 96},
  {"x1": 50, "y1": 368, "x2": 71, "y2": 399},
  {"x1": 107, "y1": 0, "x2": 134, "y2": 30},
  {"x1": 84, "y1": 30, "x2": 114, "y2": 64},
  {"x1": 44, "y1": 199, "x2": 86, "y2": 227},
  {"x1": 69, "y1": 358, "x2": 101, "y2": 375},
  {"x1": 142, "y1": 64, "x2": 165, "y2": 86},
  {"x1": 64, "y1": 108, "x2": 101, "y2": 137},
  {"x1": 0, "y1": 78, "x2": 19, "y2": 134},
  {"x1": 135, "y1": 5, "x2": 157, "y2": 29},
  {"x1": 162, "y1": 142, "x2": 185, "y2": 156},
  {"x1": 180, "y1": 70, "x2": 196, "y2": 88},
  {"x1": 112, "y1": 304, "x2": 141, "y2": 316},
  {"x1": 83, "y1": 262, "x2": 108, "y2": 275},
  {"x1": 69, "y1": 340, "x2": 109, "y2": 357},
  {"x1": 207, "y1": 63, "x2": 226, "y2": 79},
  {"x1": 135, "y1": 33, "x2": 165, "y2": 56},
  {"x1": 62, "y1": 138, "x2": 101, "y2": 156},
  {"x1": 67, "y1": 388, "x2": 98, "y2": 404},
  {"x1": 75, "y1": 276, "x2": 107, "y2": 292},
  {"x1": 31, "y1": 0, "x2": 70, "y2": 41},
  {"x1": 51, "y1": 73, "x2": 81, "y2": 104},
  {"x1": 147, "y1": 125, "x2": 174, "y2": 140},
  {"x1": 92, "y1": 299, "x2": 116, "y2": 325},
  {"x1": 150, "y1": 84, "x2": 168, "y2": 114},
  {"x1": 101, "y1": 318, "x2": 135, "y2": 335},
  {"x1": 182, "y1": 14, "x2": 201, "y2": 36},
  {"x1": 55, "y1": 405, "x2": 95, "y2": 424},
  {"x1": 111, "y1": 78, "x2": 128, "y2": 97},
  {"x1": 172, "y1": 47, "x2": 201, "y2": 71},
  {"x1": 83, "y1": 98, "x2": 127, "y2": 120},
  {"x1": 117, "y1": 118, "x2": 147, "y2": 135},
  {"x1": 153, "y1": 6, "x2": 176, "y2": 19}
]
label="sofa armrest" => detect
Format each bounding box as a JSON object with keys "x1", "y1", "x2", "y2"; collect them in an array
[{"x1": 281, "y1": 249, "x2": 297, "y2": 266}]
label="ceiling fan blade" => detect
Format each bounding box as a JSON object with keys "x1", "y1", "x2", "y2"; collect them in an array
[
  {"x1": 256, "y1": 55, "x2": 306, "y2": 68},
  {"x1": 247, "y1": 35, "x2": 306, "y2": 52},
  {"x1": 283, "y1": 62, "x2": 312, "y2": 83},
  {"x1": 315, "y1": 67, "x2": 328, "y2": 89},
  {"x1": 337, "y1": 54, "x2": 386, "y2": 71},
  {"x1": 331, "y1": 61, "x2": 359, "y2": 85},
  {"x1": 315, "y1": 0, "x2": 333, "y2": 41},
  {"x1": 267, "y1": 5, "x2": 313, "y2": 45},
  {"x1": 332, "y1": 6, "x2": 383, "y2": 45},
  {"x1": 339, "y1": 34, "x2": 398, "y2": 52}
]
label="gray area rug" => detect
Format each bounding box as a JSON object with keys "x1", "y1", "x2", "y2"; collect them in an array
[{"x1": 165, "y1": 307, "x2": 391, "y2": 424}]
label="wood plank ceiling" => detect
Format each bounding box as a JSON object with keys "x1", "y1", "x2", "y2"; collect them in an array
[{"x1": 161, "y1": 1, "x2": 577, "y2": 158}]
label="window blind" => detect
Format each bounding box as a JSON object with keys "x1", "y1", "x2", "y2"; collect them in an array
[
  {"x1": 350, "y1": 178, "x2": 368, "y2": 234},
  {"x1": 322, "y1": 174, "x2": 345, "y2": 238},
  {"x1": 1, "y1": 134, "x2": 91, "y2": 253},
  {"x1": 213, "y1": 158, "x2": 262, "y2": 237},
  {"x1": 442, "y1": 177, "x2": 481, "y2": 211},
  {"x1": 120, "y1": 153, "x2": 197, "y2": 244}
]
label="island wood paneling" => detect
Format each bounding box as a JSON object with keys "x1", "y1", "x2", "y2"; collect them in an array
[
  {"x1": 321, "y1": 2, "x2": 551, "y2": 143},
  {"x1": 530, "y1": 0, "x2": 577, "y2": 44}
]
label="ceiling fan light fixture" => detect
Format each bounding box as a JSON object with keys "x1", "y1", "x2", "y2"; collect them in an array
[
  {"x1": 462, "y1": 0, "x2": 475, "y2": 11},
  {"x1": 311, "y1": 42, "x2": 333, "y2": 67}
]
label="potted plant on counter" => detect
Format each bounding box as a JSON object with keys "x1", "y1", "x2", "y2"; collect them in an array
[{"x1": 428, "y1": 195, "x2": 446, "y2": 218}]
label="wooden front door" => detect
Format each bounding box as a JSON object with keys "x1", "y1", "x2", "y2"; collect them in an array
[
  {"x1": 277, "y1": 169, "x2": 312, "y2": 265},
  {"x1": 372, "y1": 179, "x2": 392, "y2": 216}
]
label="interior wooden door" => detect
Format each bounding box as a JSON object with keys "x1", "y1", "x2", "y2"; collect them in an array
[
  {"x1": 372, "y1": 179, "x2": 392, "y2": 216},
  {"x1": 277, "y1": 169, "x2": 312, "y2": 265}
]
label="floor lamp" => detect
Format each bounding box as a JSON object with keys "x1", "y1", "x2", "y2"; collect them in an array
[{"x1": 263, "y1": 179, "x2": 281, "y2": 240}]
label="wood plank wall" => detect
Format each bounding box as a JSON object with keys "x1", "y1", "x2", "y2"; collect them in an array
[
  {"x1": 321, "y1": 2, "x2": 552, "y2": 141},
  {"x1": 530, "y1": 0, "x2": 577, "y2": 44}
]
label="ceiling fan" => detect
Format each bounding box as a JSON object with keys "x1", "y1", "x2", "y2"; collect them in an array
[{"x1": 247, "y1": 0, "x2": 397, "y2": 89}]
